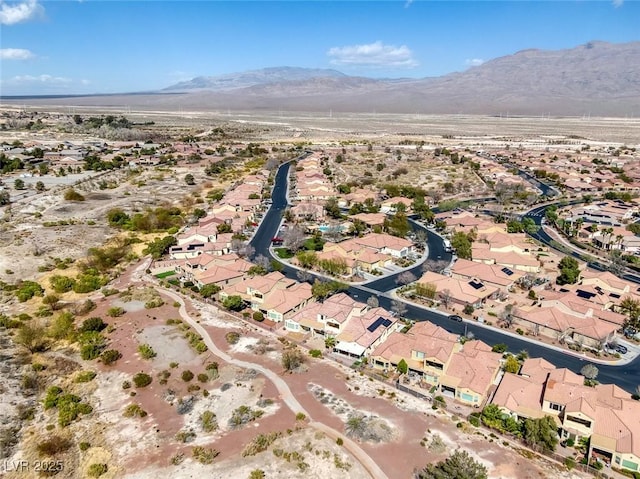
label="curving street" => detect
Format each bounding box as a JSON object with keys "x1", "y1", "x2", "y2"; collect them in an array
[{"x1": 250, "y1": 160, "x2": 640, "y2": 394}]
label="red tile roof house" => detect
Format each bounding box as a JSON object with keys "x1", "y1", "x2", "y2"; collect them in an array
[
  {"x1": 193, "y1": 264, "x2": 247, "y2": 290},
  {"x1": 333, "y1": 307, "x2": 401, "y2": 358},
  {"x1": 371, "y1": 322, "x2": 502, "y2": 406},
  {"x1": 260, "y1": 282, "x2": 314, "y2": 323},
  {"x1": 450, "y1": 258, "x2": 523, "y2": 292},
  {"x1": 371, "y1": 321, "x2": 460, "y2": 385},
  {"x1": 220, "y1": 271, "x2": 298, "y2": 311},
  {"x1": 284, "y1": 293, "x2": 365, "y2": 336},
  {"x1": 512, "y1": 304, "x2": 617, "y2": 352},
  {"x1": 492, "y1": 359, "x2": 640, "y2": 473},
  {"x1": 416, "y1": 271, "x2": 499, "y2": 310},
  {"x1": 437, "y1": 340, "x2": 502, "y2": 407},
  {"x1": 176, "y1": 253, "x2": 253, "y2": 284}
]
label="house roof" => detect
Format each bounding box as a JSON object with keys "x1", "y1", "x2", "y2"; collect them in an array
[
  {"x1": 442, "y1": 340, "x2": 501, "y2": 395},
  {"x1": 372, "y1": 321, "x2": 459, "y2": 365},
  {"x1": 418, "y1": 271, "x2": 498, "y2": 304},
  {"x1": 336, "y1": 307, "x2": 397, "y2": 349},
  {"x1": 492, "y1": 373, "x2": 546, "y2": 419},
  {"x1": 451, "y1": 258, "x2": 523, "y2": 288}
]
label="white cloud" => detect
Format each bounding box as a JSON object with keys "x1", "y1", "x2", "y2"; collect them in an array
[
  {"x1": 404, "y1": 0, "x2": 414, "y2": 8},
  {"x1": 0, "y1": 48, "x2": 34, "y2": 60},
  {"x1": 327, "y1": 41, "x2": 418, "y2": 68},
  {"x1": 11, "y1": 74, "x2": 71, "y2": 84},
  {"x1": 612, "y1": 0, "x2": 623, "y2": 7},
  {"x1": 465, "y1": 58, "x2": 485, "y2": 67},
  {"x1": 0, "y1": 0, "x2": 43, "y2": 25}
]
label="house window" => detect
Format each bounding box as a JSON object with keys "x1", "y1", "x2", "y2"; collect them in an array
[
  {"x1": 285, "y1": 320, "x2": 299, "y2": 331},
  {"x1": 566, "y1": 415, "x2": 592, "y2": 429},
  {"x1": 414, "y1": 351, "x2": 425, "y2": 359},
  {"x1": 548, "y1": 402, "x2": 562, "y2": 412}
]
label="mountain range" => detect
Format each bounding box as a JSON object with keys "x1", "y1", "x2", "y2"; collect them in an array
[{"x1": 8, "y1": 41, "x2": 640, "y2": 117}]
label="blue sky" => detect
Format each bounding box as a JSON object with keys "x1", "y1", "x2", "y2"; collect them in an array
[{"x1": 1, "y1": 0, "x2": 638, "y2": 95}]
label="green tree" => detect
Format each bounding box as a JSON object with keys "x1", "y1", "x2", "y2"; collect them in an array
[
  {"x1": 324, "y1": 197, "x2": 342, "y2": 219},
  {"x1": 397, "y1": 358, "x2": 408, "y2": 374},
  {"x1": 521, "y1": 415, "x2": 558, "y2": 453},
  {"x1": 184, "y1": 173, "x2": 195, "y2": 185},
  {"x1": 557, "y1": 256, "x2": 580, "y2": 285},
  {"x1": 14, "y1": 178, "x2": 25, "y2": 190},
  {"x1": 143, "y1": 236, "x2": 177, "y2": 259},
  {"x1": 199, "y1": 284, "x2": 221, "y2": 298},
  {"x1": 451, "y1": 231, "x2": 473, "y2": 260},
  {"x1": 503, "y1": 355, "x2": 521, "y2": 374},
  {"x1": 416, "y1": 449, "x2": 488, "y2": 479},
  {"x1": 384, "y1": 211, "x2": 410, "y2": 238},
  {"x1": 222, "y1": 295, "x2": 244, "y2": 311},
  {"x1": 35, "y1": 181, "x2": 45, "y2": 192}
]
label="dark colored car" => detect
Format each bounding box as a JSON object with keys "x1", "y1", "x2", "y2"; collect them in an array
[
  {"x1": 615, "y1": 344, "x2": 628, "y2": 355},
  {"x1": 448, "y1": 314, "x2": 463, "y2": 322}
]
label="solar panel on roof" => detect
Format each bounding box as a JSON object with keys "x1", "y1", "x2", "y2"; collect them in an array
[
  {"x1": 468, "y1": 280, "x2": 484, "y2": 290},
  {"x1": 367, "y1": 317, "x2": 392, "y2": 332},
  {"x1": 576, "y1": 289, "x2": 596, "y2": 300},
  {"x1": 501, "y1": 267, "x2": 514, "y2": 276}
]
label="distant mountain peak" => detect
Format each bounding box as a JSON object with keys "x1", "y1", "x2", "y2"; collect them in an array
[{"x1": 164, "y1": 66, "x2": 347, "y2": 92}]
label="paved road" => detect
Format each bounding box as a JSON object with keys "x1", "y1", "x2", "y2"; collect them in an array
[
  {"x1": 251, "y1": 160, "x2": 640, "y2": 394},
  {"x1": 160, "y1": 285, "x2": 388, "y2": 479}
]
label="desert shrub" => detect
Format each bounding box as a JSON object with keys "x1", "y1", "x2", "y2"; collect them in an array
[
  {"x1": 15, "y1": 281, "x2": 45, "y2": 302},
  {"x1": 176, "y1": 396, "x2": 196, "y2": 415},
  {"x1": 565, "y1": 456, "x2": 576, "y2": 470},
  {"x1": 200, "y1": 410, "x2": 218, "y2": 432},
  {"x1": 192, "y1": 446, "x2": 220, "y2": 464},
  {"x1": 100, "y1": 349, "x2": 122, "y2": 365},
  {"x1": 79, "y1": 442, "x2": 91, "y2": 451},
  {"x1": 74, "y1": 371, "x2": 97, "y2": 383},
  {"x1": 249, "y1": 470, "x2": 265, "y2": 479},
  {"x1": 197, "y1": 373, "x2": 209, "y2": 383},
  {"x1": 73, "y1": 271, "x2": 107, "y2": 293},
  {"x1": 181, "y1": 370, "x2": 194, "y2": 382},
  {"x1": 36, "y1": 435, "x2": 72, "y2": 456},
  {"x1": 78, "y1": 331, "x2": 106, "y2": 360},
  {"x1": 138, "y1": 344, "x2": 157, "y2": 360},
  {"x1": 175, "y1": 429, "x2": 197, "y2": 443},
  {"x1": 309, "y1": 349, "x2": 322, "y2": 358},
  {"x1": 132, "y1": 373, "x2": 152, "y2": 388},
  {"x1": 15, "y1": 322, "x2": 48, "y2": 353},
  {"x1": 74, "y1": 299, "x2": 97, "y2": 315},
  {"x1": 144, "y1": 297, "x2": 164, "y2": 309},
  {"x1": 282, "y1": 348, "x2": 306, "y2": 372},
  {"x1": 336, "y1": 437, "x2": 343, "y2": 446},
  {"x1": 78, "y1": 317, "x2": 107, "y2": 333},
  {"x1": 49, "y1": 275, "x2": 76, "y2": 294},
  {"x1": 64, "y1": 189, "x2": 85, "y2": 202},
  {"x1": 122, "y1": 381, "x2": 131, "y2": 389},
  {"x1": 225, "y1": 331, "x2": 240, "y2": 344},
  {"x1": 242, "y1": 432, "x2": 282, "y2": 457},
  {"x1": 123, "y1": 404, "x2": 147, "y2": 418},
  {"x1": 252, "y1": 311, "x2": 264, "y2": 322},
  {"x1": 229, "y1": 405, "x2": 264, "y2": 429},
  {"x1": 87, "y1": 463, "x2": 107, "y2": 477},
  {"x1": 107, "y1": 307, "x2": 125, "y2": 317},
  {"x1": 48, "y1": 312, "x2": 76, "y2": 340}
]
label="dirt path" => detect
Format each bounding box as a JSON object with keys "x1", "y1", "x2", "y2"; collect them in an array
[{"x1": 157, "y1": 286, "x2": 389, "y2": 479}]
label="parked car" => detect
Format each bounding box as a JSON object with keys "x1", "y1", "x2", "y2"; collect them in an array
[
  {"x1": 615, "y1": 344, "x2": 628, "y2": 355},
  {"x1": 448, "y1": 314, "x2": 463, "y2": 322}
]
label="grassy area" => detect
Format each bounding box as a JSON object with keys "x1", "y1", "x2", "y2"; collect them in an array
[
  {"x1": 155, "y1": 270, "x2": 176, "y2": 279},
  {"x1": 274, "y1": 248, "x2": 294, "y2": 259}
]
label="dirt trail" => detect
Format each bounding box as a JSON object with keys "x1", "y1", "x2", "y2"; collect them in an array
[{"x1": 156, "y1": 285, "x2": 389, "y2": 479}]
